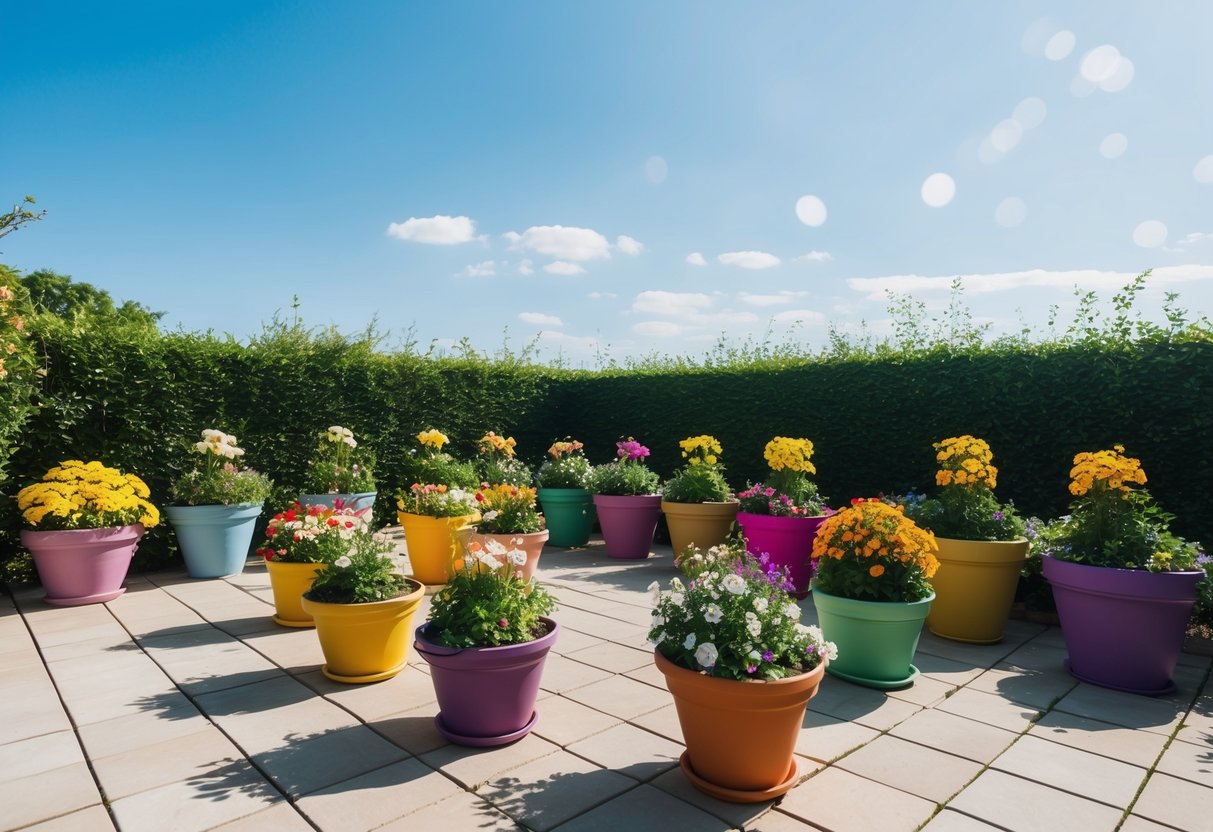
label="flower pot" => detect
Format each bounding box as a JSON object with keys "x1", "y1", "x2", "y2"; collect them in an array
[
  {"x1": 654, "y1": 649, "x2": 825, "y2": 802},
  {"x1": 1043, "y1": 555, "x2": 1203, "y2": 696},
  {"x1": 736, "y1": 512, "x2": 828, "y2": 598},
  {"x1": 396, "y1": 511, "x2": 479, "y2": 585},
  {"x1": 661, "y1": 500, "x2": 740, "y2": 558},
  {"x1": 265, "y1": 560, "x2": 324, "y2": 628},
  {"x1": 297, "y1": 492, "x2": 377, "y2": 515},
  {"x1": 812, "y1": 588, "x2": 934, "y2": 689},
  {"x1": 21, "y1": 524, "x2": 144, "y2": 606},
  {"x1": 536, "y1": 488, "x2": 595, "y2": 547},
  {"x1": 467, "y1": 530, "x2": 550, "y2": 581},
  {"x1": 926, "y1": 537, "x2": 1029, "y2": 644},
  {"x1": 301, "y1": 580, "x2": 426, "y2": 683},
  {"x1": 414, "y1": 617, "x2": 559, "y2": 746},
  {"x1": 593, "y1": 494, "x2": 662, "y2": 559},
  {"x1": 165, "y1": 503, "x2": 264, "y2": 579}
]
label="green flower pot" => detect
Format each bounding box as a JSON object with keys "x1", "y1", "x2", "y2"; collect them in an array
[
  {"x1": 537, "y1": 488, "x2": 595, "y2": 548},
  {"x1": 812, "y1": 588, "x2": 934, "y2": 690}
]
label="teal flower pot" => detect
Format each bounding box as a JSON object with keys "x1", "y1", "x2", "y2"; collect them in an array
[
  {"x1": 537, "y1": 488, "x2": 595, "y2": 548},
  {"x1": 812, "y1": 589, "x2": 934, "y2": 690},
  {"x1": 165, "y1": 503, "x2": 264, "y2": 579}
]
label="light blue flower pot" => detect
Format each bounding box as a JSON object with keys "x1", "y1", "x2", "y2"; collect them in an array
[
  {"x1": 165, "y1": 503, "x2": 265, "y2": 579},
  {"x1": 297, "y1": 492, "x2": 377, "y2": 514}
]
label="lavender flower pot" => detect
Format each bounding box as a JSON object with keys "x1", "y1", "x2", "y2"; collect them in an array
[
  {"x1": 736, "y1": 512, "x2": 829, "y2": 598},
  {"x1": 21, "y1": 524, "x2": 144, "y2": 606},
  {"x1": 593, "y1": 494, "x2": 662, "y2": 559},
  {"x1": 1043, "y1": 555, "x2": 1204, "y2": 696},
  {"x1": 414, "y1": 617, "x2": 559, "y2": 746}
]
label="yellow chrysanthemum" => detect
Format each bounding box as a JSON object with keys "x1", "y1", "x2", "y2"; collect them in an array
[
  {"x1": 1068, "y1": 446, "x2": 1147, "y2": 497},
  {"x1": 16, "y1": 461, "x2": 160, "y2": 531},
  {"x1": 763, "y1": 437, "x2": 816, "y2": 474},
  {"x1": 933, "y1": 435, "x2": 997, "y2": 490}
]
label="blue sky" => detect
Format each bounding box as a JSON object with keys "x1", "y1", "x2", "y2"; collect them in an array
[{"x1": 4, "y1": 2, "x2": 1212, "y2": 363}]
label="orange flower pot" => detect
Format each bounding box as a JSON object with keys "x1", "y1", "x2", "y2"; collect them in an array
[
  {"x1": 654, "y1": 649, "x2": 825, "y2": 803},
  {"x1": 466, "y1": 530, "x2": 549, "y2": 581},
  {"x1": 397, "y1": 511, "x2": 478, "y2": 585}
]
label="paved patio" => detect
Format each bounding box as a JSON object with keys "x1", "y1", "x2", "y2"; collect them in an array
[{"x1": 2, "y1": 536, "x2": 1212, "y2": 832}]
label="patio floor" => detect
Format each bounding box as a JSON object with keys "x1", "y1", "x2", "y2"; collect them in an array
[{"x1": 2, "y1": 536, "x2": 1212, "y2": 832}]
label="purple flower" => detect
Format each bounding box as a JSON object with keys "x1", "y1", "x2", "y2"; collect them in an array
[
  {"x1": 746, "y1": 664, "x2": 758, "y2": 674},
  {"x1": 762, "y1": 650, "x2": 774, "y2": 662},
  {"x1": 616, "y1": 440, "x2": 650, "y2": 461},
  {"x1": 992, "y1": 511, "x2": 1005, "y2": 521}
]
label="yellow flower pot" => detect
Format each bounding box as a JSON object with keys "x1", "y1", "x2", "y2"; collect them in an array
[
  {"x1": 300, "y1": 580, "x2": 426, "y2": 683},
  {"x1": 397, "y1": 511, "x2": 478, "y2": 585},
  {"x1": 925, "y1": 537, "x2": 1030, "y2": 644},
  {"x1": 661, "y1": 500, "x2": 740, "y2": 559},
  {"x1": 265, "y1": 560, "x2": 324, "y2": 628}
]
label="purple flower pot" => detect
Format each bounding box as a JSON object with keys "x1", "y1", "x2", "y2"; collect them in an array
[
  {"x1": 593, "y1": 494, "x2": 662, "y2": 559},
  {"x1": 1043, "y1": 555, "x2": 1204, "y2": 696},
  {"x1": 736, "y1": 512, "x2": 828, "y2": 598},
  {"x1": 414, "y1": 617, "x2": 559, "y2": 746},
  {"x1": 21, "y1": 525, "x2": 144, "y2": 606}
]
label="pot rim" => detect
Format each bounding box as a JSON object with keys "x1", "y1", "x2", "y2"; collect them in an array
[{"x1": 415, "y1": 615, "x2": 559, "y2": 657}]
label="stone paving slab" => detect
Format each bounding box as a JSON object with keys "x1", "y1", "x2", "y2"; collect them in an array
[{"x1": 3, "y1": 539, "x2": 1213, "y2": 832}]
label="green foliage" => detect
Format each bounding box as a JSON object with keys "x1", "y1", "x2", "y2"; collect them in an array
[
  {"x1": 396, "y1": 484, "x2": 478, "y2": 517},
  {"x1": 400, "y1": 450, "x2": 480, "y2": 490},
  {"x1": 255, "y1": 502, "x2": 370, "y2": 564},
  {"x1": 474, "y1": 485, "x2": 543, "y2": 534},
  {"x1": 21, "y1": 269, "x2": 161, "y2": 327},
  {"x1": 0, "y1": 196, "x2": 46, "y2": 244},
  {"x1": 737, "y1": 471, "x2": 829, "y2": 516},
  {"x1": 589, "y1": 460, "x2": 660, "y2": 496},
  {"x1": 534, "y1": 453, "x2": 592, "y2": 489},
  {"x1": 424, "y1": 543, "x2": 556, "y2": 647},
  {"x1": 477, "y1": 455, "x2": 532, "y2": 487},
  {"x1": 0, "y1": 265, "x2": 38, "y2": 488},
  {"x1": 663, "y1": 464, "x2": 731, "y2": 503},
  {"x1": 902, "y1": 488, "x2": 1025, "y2": 541},
  {"x1": 303, "y1": 427, "x2": 376, "y2": 494},
  {"x1": 303, "y1": 534, "x2": 407, "y2": 603}
]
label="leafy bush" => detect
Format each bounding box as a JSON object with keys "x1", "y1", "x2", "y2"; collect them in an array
[
  {"x1": 303, "y1": 534, "x2": 408, "y2": 603},
  {"x1": 663, "y1": 465, "x2": 730, "y2": 503},
  {"x1": 534, "y1": 439, "x2": 591, "y2": 489},
  {"x1": 303, "y1": 426, "x2": 376, "y2": 494},
  {"x1": 473, "y1": 484, "x2": 542, "y2": 534}
]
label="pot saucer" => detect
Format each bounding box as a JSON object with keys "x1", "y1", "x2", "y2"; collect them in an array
[
  {"x1": 826, "y1": 664, "x2": 919, "y2": 690},
  {"x1": 1064, "y1": 659, "x2": 1177, "y2": 697},
  {"x1": 679, "y1": 751, "x2": 799, "y2": 804},
  {"x1": 435, "y1": 710, "x2": 539, "y2": 747},
  {"x1": 45, "y1": 587, "x2": 126, "y2": 607},
  {"x1": 321, "y1": 662, "x2": 406, "y2": 684},
  {"x1": 271, "y1": 615, "x2": 315, "y2": 629}
]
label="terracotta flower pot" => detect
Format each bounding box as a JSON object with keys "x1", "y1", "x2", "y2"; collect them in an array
[
  {"x1": 654, "y1": 649, "x2": 825, "y2": 803},
  {"x1": 397, "y1": 511, "x2": 478, "y2": 585},
  {"x1": 265, "y1": 560, "x2": 324, "y2": 628},
  {"x1": 21, "y1": 524, "x2": 144, "y2": 606},
  {"x1": 414, "y1": 617, "x2": 559, "y2": 746},
  {"x1": 1043, "y1": 555, "x2": 1203, "y2": 695},
  {"x1": 813, "y1": 588, "x2": 933, "y2": 689},
  {"x1": 926, "y1": 537, "x2": 1029, "y2": 644},
  {"x1": 300, "y1": 579, "x2": 426, "y2": 683},
  {"x1": 593, "y1": 494, "x2": 662, "y2": 559},
  {"x1": 660, "y1": 500, "x2": 739, "y2": 558},
  {"x1": 466, "y1": 530, "x2": 549, "y2": 581},
  {"x1": 735, "y1": 511, "x2": 829, "y2": 598},
  {"x1": 536, "y1": 488, "x2": 595, "y2": 547}
]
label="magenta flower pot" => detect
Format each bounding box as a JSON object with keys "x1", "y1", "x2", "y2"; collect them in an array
[
  {"x1": 414, "y1": 617, "x2": 559, "y2": 746},
  {"x1": 736, "y1": 512, "x2": 829, "y2": 597},
  {"x1": 593, "y1": 494, "x2": 662, "y2": 559},
  {"x1": 1043, "y1": 555, "x2": 1204, "y2": 696},
  {"x1": 21, "y1": 524, "x2": 144, "y2": 606}
]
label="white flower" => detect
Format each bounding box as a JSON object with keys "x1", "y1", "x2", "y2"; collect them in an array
[
  {"x1": 651, "y1": 612, "x2": 665, "y2": 628},
  {"x1": 482, "y1": 510, "x2": 500, "y2": 522},
  {"x1": 745, "y1": 611, "x2": 761, "y2": 638},
  {"x1": 669, "y1": 592, "x2": 685, "y2": 607},
  {"x1": 703, "y1": 604, "x2": 723, "y2": 624},
  {"x1": 722, "y1": 574, "x2": 746, "y2": 595},
  {"x1": 752, "y1": 597, "x2": 769, "y2": 613},
  {"x1": 684, "y1": 632, "x2": 697, "y2": 650},
  {"x1": 507, "y1": 549, "x2": 527, "y2": 566},
  {"x1": 824, "y1": 641, "x2": 839, "y2": 661},
  {"x1": 194, "y1": 441, "x2": 210, "y2": 453},
  {"x1": 334, "y1": 556, "x2": 352, "y2": 568},
  {"x1": 694, "y1": 642, "x2": 719, "y2": 669},
  {"x1": 784, "y1": 602, "x2": 802, "y2": 620}
]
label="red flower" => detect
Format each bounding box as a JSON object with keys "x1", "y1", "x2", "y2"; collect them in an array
[
  {"x1": 497, "y1": 618, "x2": 509, "y2": 628},
  {"x1": 326, "y1": 517, "x2": 338, "y2": 527}
]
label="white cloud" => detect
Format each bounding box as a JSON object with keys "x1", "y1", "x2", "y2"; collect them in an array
[
  {"x1": 795, "y1": 195, "x2": 827, "y2": 227},
  {"x1": 1044, "y1": 29, "x2": 1076, "y2": 61},
  {"x1": 1195, "y1": 155, "x2": 1213, "y2": 184},
  {"x1": 588, "y1": 291, "x2": 617, "y2": 300},
  {"x1": 387, "y1": 214, "x2": 476, "y2": 245},
  {"x1": 738, "y1": 291, "x2": 808, "y2": 307},
  {"x1": 518, "y1": 259, "x2": 534, "y2": 276},
  {"x1": 846, "y1": 265, "x2": 1213, "y2": 301},
  {"x1": 518, "y1": 312, "x2": 563, "y2": 327},
  {"x1": 1100, "y1": 133, "x2": 1128, "y2": 159},
  {"x1": 504, "y1": 225, "x2": 611, "y2": 261},
  {"x1": 538, "y1": 330, "x2": 601, "y2": 353},
  {"x1": 1178, "y1": 231, "x2": 1213, "y2": 247},
  {"x1": 616, "y1": 235, "x2": 644, "y2": 256},
  {"x1": 456, "y1": 260, "x2": 496, "y2": 277},
  {"x1": 632, "y1": 320, "x2": 684, "y2": 337},
  {"x1": 686, "y1": 252, "x2": 708, "y2": 266},
  {"x1": 921, "y1": 173, "x2": 956, "y2": 207},
  {"x1": 718, "y1": 250, "x2": 781, "y2": 269},
  {"x1": 793, "y1": 250, "x2": 833, "y2": 263},
  {"x1": 633, "y1": 291, "x2": 714, "y2": 317},
  {"x1": 772, "y1": 308, "x2": 826, "y2": 324},
  {"x1": 1133, "y1": 220, "x2": 1168, "y2": 248},
  {"x1": 544, "y1": 261, "x2": 586, "y2": 276}
]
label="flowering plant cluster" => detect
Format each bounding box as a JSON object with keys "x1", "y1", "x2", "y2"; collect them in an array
[
  {"x1": 535, "y1": 439, "x2": 592, "y2": 489},
  {"x1": 424, "y1": 538, "x2": 556, "y2": 648},
  {"x1": 256, "y1": 502, "x2": 369, "y2": 564},
  {"x1": 403, "y1": 428, "x2": 478, "y2": 489},
  {"x1": 812, "y1": 498, "x2": 940, "y2": 602},
  {"x1": 663, "y1": 435, "x2": 731, "y2": 504},
  {"x1": 17, "y1": 460, "x2": 160, "y2": 530},
  {"x1": 1031, "y1": 445, "x2": 1205, "y2": 573},
  {"x1": 476, "y1": 431, "x2": 531, "y2": 486},
  {"x1": 648, "y1": 544, "x2": 837, "y2": 681},
  {"x1": 303, "y1": 426, "x2": 376, "y2": 494},
  {"x1": 474, "y1": 484, "x2": 544, "y2": 534},
  {"x1": 303, "y1": 533, "x2": 409, "y2": 604},
  {"x1": 590, "y1": 437, "x2": 660, "y2": 496},
  {"x1": 170, "y1": 429, "x2": 273, "y2": 506},
  {"x1": 902, "y1": 435, "x2": 1025, "y2": 541},
  {"x1": 397, "y1": 483, "x2": 477, "y2": 518},
  {"x1": 738, "y1": 436, "x2": 828, "y2": 516},
  {"x1": 674, "y1": 538, "x2": 747, "y2": 579}
]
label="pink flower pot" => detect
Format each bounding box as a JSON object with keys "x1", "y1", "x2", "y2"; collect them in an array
[
  {"x1": 21, "y1": 524, "x2": 144, "y2": 606},
  {"x1": 735, "y1": 512, "x2": 828, "y2": 598}
]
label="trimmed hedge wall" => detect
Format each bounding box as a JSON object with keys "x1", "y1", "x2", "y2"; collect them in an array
[{"x1": 3, "y1": 320, "x2": 1210, "y2": 575}]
